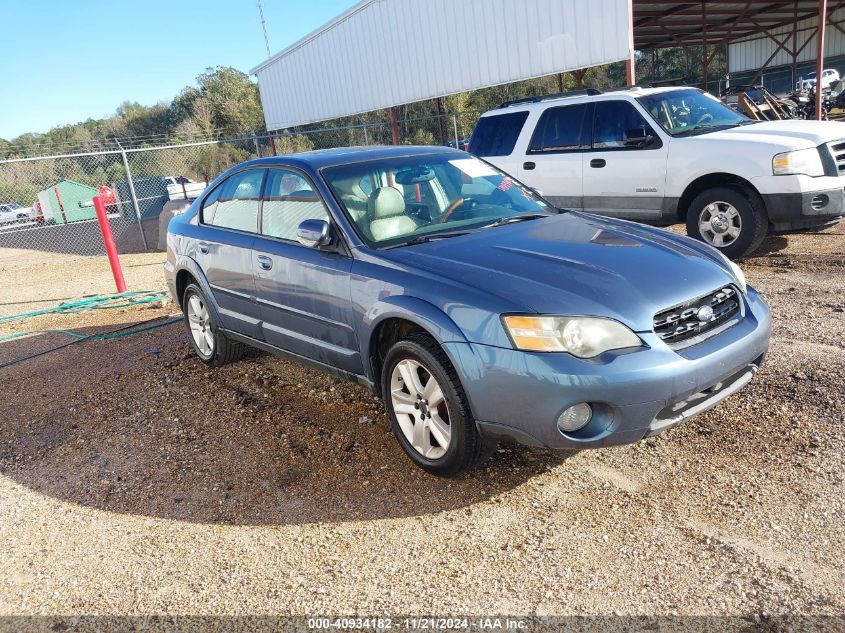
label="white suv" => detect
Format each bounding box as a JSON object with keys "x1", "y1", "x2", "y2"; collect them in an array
[{"x1": 469, "y1": 87, "x2": 845, "y2": 258}]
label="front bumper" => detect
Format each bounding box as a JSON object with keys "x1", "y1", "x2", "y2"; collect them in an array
[
  {"x1": 755, "y1": 174, "x2": 845, "y2": 231},
  {"x1": 445, "y1": 287, "x2": 771, "y2": 450}
]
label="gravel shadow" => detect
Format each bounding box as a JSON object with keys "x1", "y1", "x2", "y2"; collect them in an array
[{"x1": 0, "y1": 322, "x2": 573, "y2": 526}]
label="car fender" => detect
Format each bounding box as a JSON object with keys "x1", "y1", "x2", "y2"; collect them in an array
[
  {"x1": 360, "y1": 294, "x2": 473, "y2": 383},
  {"x1": 172, "y1": 255, "x2": 223, "y2": 323}
]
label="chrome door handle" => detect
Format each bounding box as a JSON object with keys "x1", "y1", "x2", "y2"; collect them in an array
[
  {"x1": 257, "y1": 254, "x2": 273, "y2": 271},
  {"x1": 198, "y1": 241, "x2": 209, "y2": 254}
]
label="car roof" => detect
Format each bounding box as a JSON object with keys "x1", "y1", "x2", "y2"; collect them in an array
[
  {"x1": 481, "y1": 86, "x2": 699, "y2": 116},
  {"x1": 236, "y1": 145, "x2": 466, "y2": 171}
]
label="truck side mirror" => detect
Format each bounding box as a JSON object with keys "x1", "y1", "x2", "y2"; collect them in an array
[{"x1": 624, "y1": 128, "x2": 654, "y2": 147}]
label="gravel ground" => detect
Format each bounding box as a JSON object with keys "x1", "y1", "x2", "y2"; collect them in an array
[
  {"x1": 0, "y1": 248, "x2": 166, "y2": 318},
  {"x1": 0, "y1": 225, "x2": 842, "y2": 631}
]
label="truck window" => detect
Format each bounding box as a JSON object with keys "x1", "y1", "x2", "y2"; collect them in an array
[
  {"x1": 468, "y1": 111, "x2": 529, "y2": 157},
  {"x1": 528, "y1": 104, "x2": 589, "y2": 153},
  {"x1": 593, "y1": 101, "x2": 657, "y2": 150}
]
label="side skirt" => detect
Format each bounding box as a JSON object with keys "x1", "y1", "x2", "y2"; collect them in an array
[{"x1": 220, "y1": 329, "x2": 376, "y2": 392}]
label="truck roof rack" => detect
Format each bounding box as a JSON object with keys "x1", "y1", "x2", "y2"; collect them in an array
[{"x1": 498, "y1": 88, "x2": 602, "y2": 108}]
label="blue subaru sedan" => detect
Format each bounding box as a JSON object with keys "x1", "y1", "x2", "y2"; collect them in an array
[{"x1": 164, "y1": 146, "x2": 771, "y2": 476}]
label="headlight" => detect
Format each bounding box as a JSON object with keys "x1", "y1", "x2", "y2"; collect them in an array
[
  {"x1": 729, "y1": 261, "x2": 747, "y2": 294},
  {"x1": 502, "y1": 315, "x2": 642, "y2": 357},
  {"x1": 772, "y1": 148, "x2": 824, "y2": 177}
]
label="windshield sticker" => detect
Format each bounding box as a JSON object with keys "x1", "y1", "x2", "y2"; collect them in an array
[{"x1": 449, "y1": 159, "x2": 498, "y2": 178}]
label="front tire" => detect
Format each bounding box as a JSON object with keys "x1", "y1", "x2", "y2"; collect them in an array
[
  {"x1": 686, "y1": 186, "x2": 767, "y2": 260},
  {"x1": 182, "y1": 283, "x2": 245, "y2": 367},
  {"x1": 381, "y1": 333, "x2": 488, "y2": 476}
]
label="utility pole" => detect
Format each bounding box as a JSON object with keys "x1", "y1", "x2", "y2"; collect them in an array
[{"x1": 257, "y1": 0, "x2": 271, "y2": 57}]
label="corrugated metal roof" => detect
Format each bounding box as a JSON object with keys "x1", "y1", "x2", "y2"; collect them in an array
[
  {"x1": 252, "y1": 0, "x2": 631, "y2": 131},
  {"x1": 633, "y1": 1, "x2": 831, "y2": 49}
]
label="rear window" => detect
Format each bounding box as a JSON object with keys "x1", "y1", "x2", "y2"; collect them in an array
[
  {"x1": 528, "y1": 104, "x2": 589, "y2": 153},
  {"x1": 468, "y1": 111, "x2": 529, "y2": 157}
]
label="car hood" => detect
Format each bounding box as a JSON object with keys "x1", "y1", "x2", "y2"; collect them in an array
[
  {"x1": 378, "y1": 213, "x2": 739, "y2": 332},
  {"x1": 702, "y1": 119, "x2": 845, "y2": 149}
]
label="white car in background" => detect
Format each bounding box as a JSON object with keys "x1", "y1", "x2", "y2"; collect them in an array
[
  {"x1": 0, "y1": 203, "x2": 31, "y2": 225},
  {"x1": 795, "y1": 69, "x2": 840, "y2": 91},
  {"x1": 164, "y1": 176, "x2": 207, "y2": 201}
]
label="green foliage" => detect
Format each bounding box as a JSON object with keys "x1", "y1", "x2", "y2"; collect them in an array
[{"x1": 0, "y1": 66, "x2": 264, "y2": 159}]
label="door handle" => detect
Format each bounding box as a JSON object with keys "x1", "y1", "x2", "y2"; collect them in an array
[
  {"x1": 257, "y1": 254, "x2": 273, "y2": 271},
  {"x1": 590, "y1": 159, "x2": 606, "y2": 168},
  {"x1": 197, "y1": 241, "x2": 209, "y2": 254},
  {"x1": 523, "y1": 161, "x2": 536, "y2": 170}
]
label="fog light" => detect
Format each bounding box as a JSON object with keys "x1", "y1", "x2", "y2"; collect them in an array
[{"x1": 557, "y1": 403, "x2": 593, "y2": 433}]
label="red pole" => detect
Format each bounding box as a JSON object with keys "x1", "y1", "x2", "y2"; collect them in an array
[
  {"x1": 816, "y1": 0, "x2": 827, "y2": 120},
  {"x1": 625, "y1": 0, "x2": 635, "y2": 85},
  {"x1": 389, "y1": 107, "x2": 400, "y2": 145},
  {"x1": 54, "y1": 186, "x2": 68, "y2": 224},
  {"x1": 93, "y1": 195, "x2": 127, "y2": 293}
]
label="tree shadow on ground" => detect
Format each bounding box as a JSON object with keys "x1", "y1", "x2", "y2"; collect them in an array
[{"x1": 0, "y1": 320, "x2": 573, "y2": 527}]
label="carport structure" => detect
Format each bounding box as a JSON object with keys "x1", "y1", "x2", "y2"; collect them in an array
[
  {"x1": 633, "y1": 1, "x2": 842, "y2": 118},
  {"x1": 252, "y1": 0, "x2": 841, "y2": 131}
]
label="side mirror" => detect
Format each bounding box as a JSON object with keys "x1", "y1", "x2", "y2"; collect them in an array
[
  {"x1": 623, "y1": 128, "x2": 654, "y2": 147},
  {"x1": 296, "y1": 219, "x2": 332, "y2": 248}
]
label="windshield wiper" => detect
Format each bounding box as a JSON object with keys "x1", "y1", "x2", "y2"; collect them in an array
[
  {"x1": 675, "y1": 123, "x2": 742, "y2": 137},
  {"x1": 396, "y1": 231, "x2": 473, "y2": 246},
  {"x1": 481, "y1": 213, "x2": 551, "y2": 229}
]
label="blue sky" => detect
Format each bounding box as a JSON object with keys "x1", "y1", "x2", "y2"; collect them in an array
[{"x1": 0, "y1": 0, "x2": 359, "y2": 139}]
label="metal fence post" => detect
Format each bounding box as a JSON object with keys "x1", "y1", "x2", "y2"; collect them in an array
[
  {"x1": 452, "y1": 115, "x2": 460, "y2": 150},
  {"x1": 363, "y1": 125, "x2": 369, "y2": 146},
  {"x1": 253, "y1": 132, "x2": 262, "y2": 158},
  {"x1": 115, "y1": 139, "x2": 148, "y2": 251}
]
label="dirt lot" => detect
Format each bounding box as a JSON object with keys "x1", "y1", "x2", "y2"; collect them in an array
[{"x1": 0, "y1": 225, "x2": 843, "y2": 631}]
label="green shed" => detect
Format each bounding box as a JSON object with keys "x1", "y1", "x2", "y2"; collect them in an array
[{"x1": 36, "y1": 180, "x2": 98, "y2": 224}]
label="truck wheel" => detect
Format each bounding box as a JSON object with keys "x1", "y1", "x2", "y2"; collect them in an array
[
  {"x1": 686, "y1": 187, "x2": 767, "y2": 260},
  {"x1": 381, "y1": 332, "x2": 490, "y2": 476},
  {"x1": 182, "y1": 283, "x2": 245, "y2": 367}
]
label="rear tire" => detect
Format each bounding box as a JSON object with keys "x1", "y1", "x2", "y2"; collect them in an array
[
  {"x1": 381, "y1": 332, "x2": 490, "y2": 476},
  {"x1": 686, "y1": 186, "x2": 767, "y2": 260},
  {"x1": 182, "y1": 283, "x2": 245, "y2": 367}
]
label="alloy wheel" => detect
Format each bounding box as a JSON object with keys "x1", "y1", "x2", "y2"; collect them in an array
[
  {"x1": 699, "y1": 201, "x2": 742, "y2": 247},
  {"x1": 390, "y1": 358, "x2": 451, "y2": 459},
  {"x1": 187, "y1": 294, "x2": 214, "y2": 356}
]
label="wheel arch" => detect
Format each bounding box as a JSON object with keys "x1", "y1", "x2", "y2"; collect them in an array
[
  {"x1": 173, "y1": 257, "x2": 221, "y2": 320},
  {"x1": 363, "y1": 296, "x2": 470, "y2": 398},
  {"x1": 677, "y1": 173, "x2": 767, "y2": 222}
]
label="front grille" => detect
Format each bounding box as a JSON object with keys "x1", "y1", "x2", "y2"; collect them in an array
[
  {"x1": 826, "y1": 139, "x2": 845, "y2": 175},
  {"x1": 653, "y1": 286, "x2": 741, "y2": 347}
]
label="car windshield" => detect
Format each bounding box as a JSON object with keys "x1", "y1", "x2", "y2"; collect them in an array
[
  {"x1": 638, "y1": 88, "x2": 751, "y2": 137},
  {"x1": 323, "y1": 154, "x2": 555, "y2": 247}
]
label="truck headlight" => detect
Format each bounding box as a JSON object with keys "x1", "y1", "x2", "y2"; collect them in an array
[
  {"x1": 772, "y1": 148, "x2": 824, "y2": 177},
  {"x1": 502, "y1": 315, "x2": 642, "y2": 357}
]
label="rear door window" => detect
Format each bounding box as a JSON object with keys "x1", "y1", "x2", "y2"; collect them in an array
[
  {"x1": 528, "y1": 103, "x2": 590, "y2": 153},
  {"x1": 202, "y1": 169, "x2": 265, "y2": 232},
  {"x1": 468, "y1": 111, "x2": 529, "y2": 157}
]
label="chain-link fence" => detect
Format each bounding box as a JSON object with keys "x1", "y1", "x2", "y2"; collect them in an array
[{"x1": 0, "y1": 113, "x2": 475, "y2": 303}]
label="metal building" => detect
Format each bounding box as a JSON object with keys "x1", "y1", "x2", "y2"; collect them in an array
[
  {"x1": 728, "y1": 6, "x2": 845, "y2": 93},
  {"x1": 252, "y1": 0, "x2": 633, "y2": 132}
]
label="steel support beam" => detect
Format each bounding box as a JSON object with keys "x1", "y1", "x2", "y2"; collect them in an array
[
  {"x1": 816, "y1": 0, "x2": 828, "y2": 119},
  {"x1": 626, "y1": 0, "x2": 636, "y2": 85}
]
